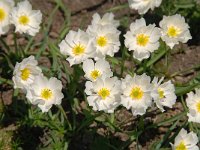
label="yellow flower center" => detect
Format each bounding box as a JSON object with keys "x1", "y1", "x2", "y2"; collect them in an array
[
  {"x1": 175, "y1": 141, "x2": 187, "y2": 150},
  {"x1": 96, "y1": 36, "x2": 107, "y2": 47},
  {"x1": 196, "y1": 101, "x2": 200, "y2": 113},
  {"x1": 18, "y1": 15, "x2": 30, "y2": 25},
  {"x1": 0, "y1": 8, "x2": 6, "y2": 22},
  {"x1": 98, "y1": 88, "x2": 110, "y2": 100},
  {"x1": 130, "y1": 87, "x2": 143, "y2": 100},
  {"x1": 90, "y1": 70, "x2": 101, "y2": 80},
  {"x1": 158, "y1": 88, "x2": 165, "y2": 99},
  {"x1": 41, "y1": 88, "x2": 53, "y2": 100},
  {"x1": 167, "y1": 26, "x2": 181, "y2": 38},
  {"x1": 20, "y1": 68, "x2": 30, "y2": 81},
  {"x1": 136, "y1": 34, "x2": 149, "y2": 47},
  {"x1": 72, "y1": 44, "x2": 85, "y2": 56}
]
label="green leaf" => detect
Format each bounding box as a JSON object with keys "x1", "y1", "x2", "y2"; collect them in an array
[
  {"x1": 107, "y1": 56, "x2": 120, "y2": 65},
  {"x1": 157, "y1": 112, "x2": 186, "y2": 126},
  {"x1": 175, "y1": 83, "x2": 199, "y2": 96},
  {"x1": 137, "y1": 42, "x2": 168, "y2": 73}
]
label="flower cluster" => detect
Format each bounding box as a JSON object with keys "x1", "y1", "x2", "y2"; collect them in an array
[
  {"x1": 58, "y1": 12, "x2": 178, "y2": 115},
  {"x1": 124, "y1": 2, "x2": 199, "y2": 148},
  {"x1": 80, "y1": 46, "x2": 120, "y2": 113},
  {"x1": 125, "y1": 15, "x2": 191, "y2": 61},
  {"x1": 0, "y1": 0, "x2": 42, "y2": 36},
  {"x1": 12, "y1": 56, "x2": 64, "y2": 112},
  {"x1": 59, "y1": 13, "x2": 120, "y2": 66},
  {"x1": 10, "y1": 1, "x2": 199, "y2": 148},
  {"x1": 121, "y1": 74, "x2": 176, "y2": 115},
  {"x1": 85, "y1": 72, "x2": 176, "y2": 115}
]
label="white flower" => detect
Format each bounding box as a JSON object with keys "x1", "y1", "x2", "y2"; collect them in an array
[
  {"x1": 26, "y1": 75, "x2": 64, "y2": 112},
  {"x1": 128, "y1": 0, "x2": 162, "y2": 14},
  {"x1": 59, "y1": 29, "x2": 95, "y2": 66},
  {"x1": 90, "y1": 12, "x2": 119, "y2": 28},
  {"x1": 12, "y1": 55, "x2": 42, "y2": 91},
  {"x1": 82, "y1": 59, "x2": 113, "y2": 81},
  {"x1": 85, "y1": 76, "x2": 121, "y2": 113},
  {"x1": 86, "y1": 24, "x2": 120, "y2": 59},
  {"x1": 11, "y1": 0, "x2": 42, "y2": 36},
  {"x1": 124, "y1": 18, "x2": 161, "y2": 61},
  {"x1": 186, "y1": 88, "x2": 200, "y2": 123},
  {"x1": 121, "y1": 74, "x2": 152, "y2": 116},
  {"x1": 0, "y1": 0, "x2": 14, "y2": 35},
  {"x1": 171, "y1": 128, "x2": 199, "y2": 150},
  {"x1": 151, "y1": 77, "x2": 176, "y2": 112},
  {"x1": 159, "y1": 14, "x2": 192, "y2": 49}
]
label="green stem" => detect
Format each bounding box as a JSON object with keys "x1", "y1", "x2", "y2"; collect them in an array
[
  {"x1": 24, "y1": 36, "x2": 34, "y2": 53},
  {"x1": 180, "y1": 96, "x2": 188, "y2": 112},
  {"x1": 137, "y1": 44, "x2": 169, "y2": 74},
  {"x1": 120, "y1": 47, "x2": 126, "y2": 77},
  {"x1": 36, "y1": 4, "x2": 59, "y2": 59},
  {"x1": 138, "y1": 115, "x2": 144, "y2": 130},
  {"x1": 0, "y1": 38, "x2": 10, "y2": 53},
  {"x1": 110, "y1": 113, "x2": 115, "y2": 124},
  {"x1": 57, "y1": 105, "x2": 72, "y2": 130},
  {"x1": 156, "y1": 112, "x2": 186, "y2": 126}
]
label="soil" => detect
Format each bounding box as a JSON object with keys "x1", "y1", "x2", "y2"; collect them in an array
[{"x1": 0, "y1": 0, "x2": 200, "y2": 150}]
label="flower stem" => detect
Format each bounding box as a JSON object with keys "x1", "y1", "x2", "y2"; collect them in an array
[{"x1": 57, "y1": 105, "x2": 72, "y2": 130}]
